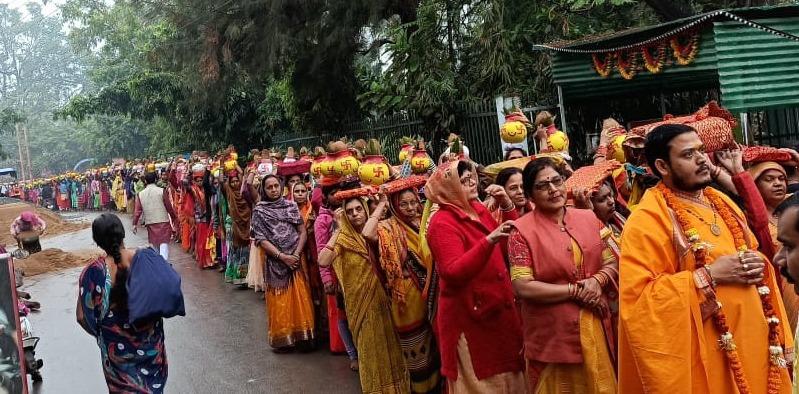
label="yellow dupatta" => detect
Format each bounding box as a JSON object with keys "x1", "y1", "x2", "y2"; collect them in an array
[
  {"x1": 335, "y1": 198, "x2": 412, "y2": 393},
  {"x1": 378, "y1": 189, "x2": 435, "y2": 308},
  {"x1": 333, "y1": 198, "x2": 379, "y2": 334}
]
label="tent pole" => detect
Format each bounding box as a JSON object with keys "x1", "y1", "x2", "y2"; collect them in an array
[
  {"x1": 557, "y1": 85, "x2": 568, "y2": 134},
  {"x1": 740, "y1": 113, "x2": 751, "y2": 145}
]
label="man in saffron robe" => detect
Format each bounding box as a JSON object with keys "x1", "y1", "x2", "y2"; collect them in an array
[{"x1": 619, "y1": 124, "x2": 794, "y2": 394}]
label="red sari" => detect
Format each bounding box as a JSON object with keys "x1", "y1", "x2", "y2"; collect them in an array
[
  {"x1": 57, "y1": 187, "x2": 71, "y2": 210},
  {"x1": 180, "y1": 188, "x2": 195, "y2": 252},
  {"x1": 100, "y1": 181, "x2": 111, "y2": 208},
  {"x1": 195, "y1": 222, "x2": 213, "y2": 268},
  {"x1": 192, "y1": 184, "x2": 214, "y2": 268}
]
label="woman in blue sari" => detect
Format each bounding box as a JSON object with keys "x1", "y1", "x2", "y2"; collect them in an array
[
  {"x1": 76, "y1": 213, "x2": 168, "y2": 393},
  {"x1": 71, "y1": 178, "x2": 80, "y2": 210}
]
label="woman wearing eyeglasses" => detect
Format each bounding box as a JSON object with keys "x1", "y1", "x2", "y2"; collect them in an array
[
  {"x1": 509, "y1": 157, "x2": 618, "y2": 393},
  {"x1": 362, "y1": 181, "x2": 441, "y2": 393},
  {"x1": 425, "y1": 160, "x2": 526, "y2": 393}
]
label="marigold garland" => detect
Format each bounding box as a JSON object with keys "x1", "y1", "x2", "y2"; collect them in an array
[
  {"x1": 642, "y1": 43, "x2": 667, "y2": 74},
  {"x1": 671, "y1": 32, "x2": 700, "y2": 65},
  {"x1": 616, "y1": 50, "x2": 639, "y2": 80},
  {"x1": 591, "y1": 53, "x2": 614, "y2": 78},
  {"x1": 658, "y1": 183, "x2": 785, "y2": 394},
  {"x1": 589, "y1": 30, "x2": 701, "y2": 78}
]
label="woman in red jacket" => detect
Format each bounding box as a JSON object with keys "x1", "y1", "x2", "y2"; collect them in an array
[{"x1": 425, "y1": 160, "x2": 526, "y2": 393}]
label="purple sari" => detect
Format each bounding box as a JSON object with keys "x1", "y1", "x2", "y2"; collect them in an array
[{"x1": 250, "y1": 197, "x2": 302, "y2": 291}]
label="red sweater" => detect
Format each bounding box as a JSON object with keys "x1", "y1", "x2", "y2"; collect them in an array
[
  {"x1": 427, "y1": 201, "x2": 525, "y2": 381},
  {"x1": 731, "y1": 172, "x2": 776, "y2": 260}
]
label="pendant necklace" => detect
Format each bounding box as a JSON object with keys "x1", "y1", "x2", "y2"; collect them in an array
[
  {"x1": 685, "y1": 207, "x2": 722, "y2": 236},
  {"x1": 674, "y1": 190, "x2": 721, "y2": 236}
]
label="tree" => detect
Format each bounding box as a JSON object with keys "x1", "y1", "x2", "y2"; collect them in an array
[
  {"x1": 59, "y1": 0, "x2": 282, "y2": 154},
  {"x1": 643, "y1": 0, "x2": 792, "y2": 21},
  {"x1": 58, "y1": 0, "x2": 797, "y2": 160},
  {"x1": 0, "y1": 3, "x2": 95, "y2": 175},
  {"x1": 0, "y1": 107, "x2": 24, "y2": 160}
]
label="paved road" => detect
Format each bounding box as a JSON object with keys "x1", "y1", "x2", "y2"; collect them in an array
[{"x1": 20, "y1": 212, "x2": 361, "y2": 393}]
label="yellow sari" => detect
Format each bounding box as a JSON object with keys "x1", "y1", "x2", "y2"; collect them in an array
[
  {"x1": 111, "y1": 176, "x2": 126, "y2": 212},
  {"x1": 524, "y1": 239, "x2": 617, "y2": 393},
  {"x1": 334, "y1": 199, "x2": 410, "y2": 394},
  {"x1": 376, "y1": 213, "x2": 440, "y2": 394}
]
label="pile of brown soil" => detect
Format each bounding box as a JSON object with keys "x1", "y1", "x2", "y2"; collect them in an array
[
  {"x1": 14, "y1": 248, "x2": 98, "y2": 277},
  {"x1": 0, "y1": 202, "x2": 88, "y2": 247}
]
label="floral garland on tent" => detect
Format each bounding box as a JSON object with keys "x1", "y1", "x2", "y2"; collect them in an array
[
  {"x1": 617, "y1": 50, "x2": 639, "y2": 80},
  {"x1": 591, "y1": 52, "x2": 615, "y2": 77},
  {"x1": 590, "y1": 30, "x2": 700, "y2": 79},
  {"x1": 671, "y1": 32, "x2": 700, "y2": 65},
  {"x1": 642, "y1": 42, "x2": 668, "y2": 73}
]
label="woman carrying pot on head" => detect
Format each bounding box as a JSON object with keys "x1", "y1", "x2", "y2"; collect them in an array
[
  {"x1": 425, "y1": 160, "x2": 526, "y2": 393},
  {"x1": 362, "y1": 179, "x2": 441, "y2": 393},
  {"x1": 250, "y1": 175, "x2": 315, "y2": 352}
]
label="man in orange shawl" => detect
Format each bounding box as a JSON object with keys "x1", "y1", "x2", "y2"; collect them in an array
[{"x1": 619, "y1": 124, "x2": 793, "y2": 394}]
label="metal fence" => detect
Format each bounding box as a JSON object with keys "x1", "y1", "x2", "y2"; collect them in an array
[
  {"x1": 272, "y1": 111, "x2": 424, "y2": 164},
  {"x1": 273, "y1": 99, "x2": 559, "y2": 165},
  {"x1": 752, "y1": 107, "x2": 799, "y2": 147},
  {"x1": 451, "y1": 99, "x2": 504, "y2": 165}
]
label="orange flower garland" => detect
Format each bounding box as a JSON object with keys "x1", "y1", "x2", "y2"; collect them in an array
[
  {"x1": 658, "y1": 183, "x2": 785, "y2": 394},
  {"x1": 671, "y1": 32, "x2": 700, "y2": 65},
  {"x1": 616, "y1": 50, "x2": 639, "y2": 80},
  {"x1": 590, "y1": 31, "x2": 701, "y2": 78},
  {"x1": 591, "y1": 53, "x2": 614, "y2": 78},
  {"x1": 642, "y1": 43, "x2": 667, "y2": 74}
]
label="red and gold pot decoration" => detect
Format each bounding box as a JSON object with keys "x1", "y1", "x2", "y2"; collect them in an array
[
  {"x1": 325, "y1": 140, "x2": 359, "y2": 177},
  {"x1": 398, "y1": 136, "x2": 415, "y2": 162},
  {"x1": 500, "y1": 120, "x2": 527, "y2": 144},
  {"x1": 358, "y1": 139, "x2": 391, "y2": 186},
  {"x1": 359, "y1": 155, "x2": 390, "y2": 186},
  {"x1": 399, "y1": 144, "x2": 414, "y2": 162},
  {"x1": 332, "y1": 149, "x2": 360, "y2": 177},
  {"x1": 310, "y1": 147, "x2": 326, "y2": 179},
  {"x1": 223, "y1": 149, "x2": 238, "y2": 172},
  {"x1": 319, "y1": 153, "x2": 337, "y2": 177},
  {"x1": 410, "y1": 141, "x2": 432, "y2": 174}
]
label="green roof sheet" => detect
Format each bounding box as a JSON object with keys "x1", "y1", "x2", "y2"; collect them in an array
[
  {"x1": 537, "y1": 5, "x2": 799, "y2": 52},
  {"x1": 715, "y1": 16, "x2": 799, "y2": 112},
  {"x1": 552, "y1": 28, "x2": 719, "y2": 100},
  {"x1": 544, "y1": 5, "x2": 799, "y2": 111}
]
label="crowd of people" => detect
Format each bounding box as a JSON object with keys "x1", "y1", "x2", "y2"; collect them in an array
[
  {"x1": 16, "y1": 103, "x2": 799, "y2": 394},
  {"x1": 1, "y1": 164, "x2": 161, "y2": 213}
]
